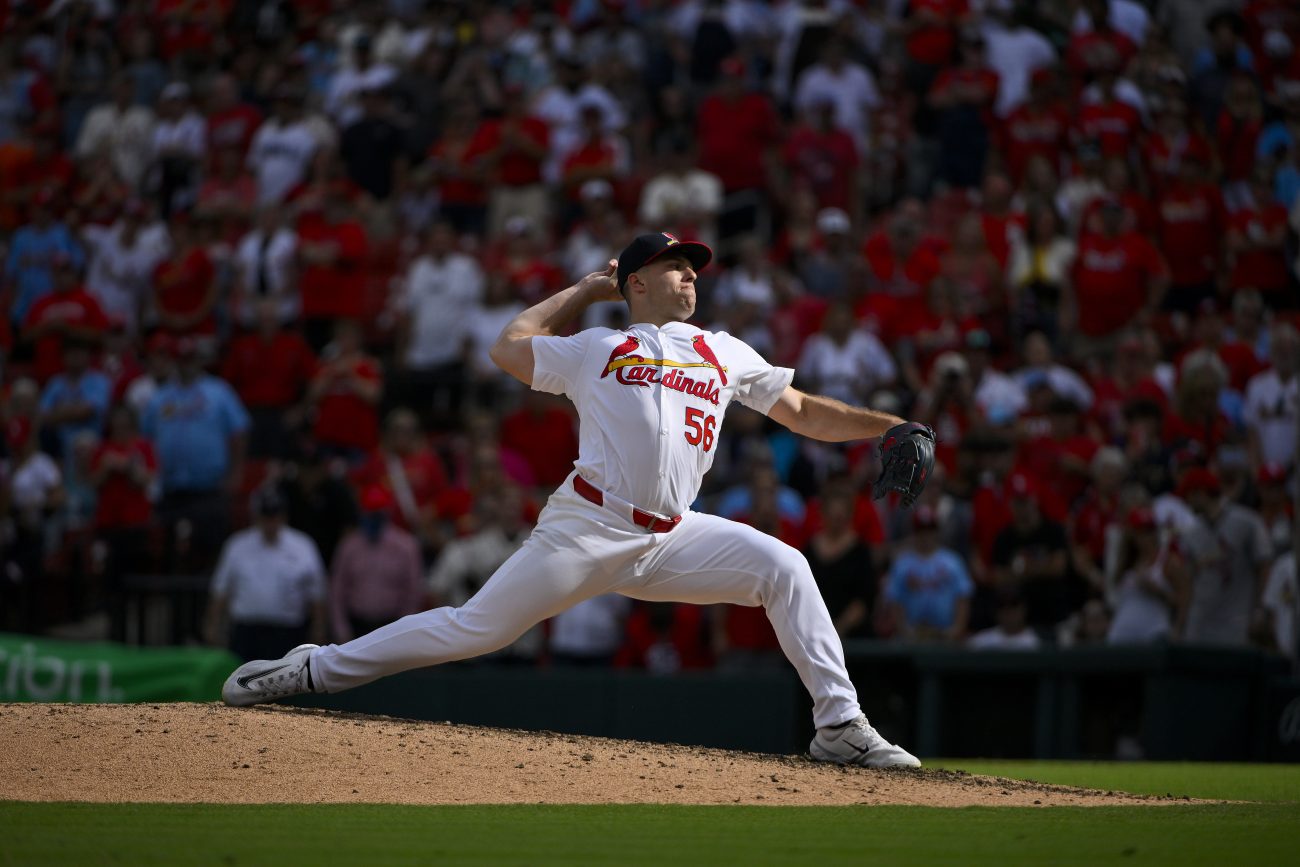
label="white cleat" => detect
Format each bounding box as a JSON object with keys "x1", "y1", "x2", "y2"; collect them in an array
[
  {"x1": 810, "y1": 714, "x2": 922, "y2": 769},
  {"x1": 222, "y1": 644, "x2": 319, "y2": 707}
]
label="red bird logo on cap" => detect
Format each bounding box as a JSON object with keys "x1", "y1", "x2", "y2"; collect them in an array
[{"x1": 662, "y1": 232, "x2": 679, "y2": 245}]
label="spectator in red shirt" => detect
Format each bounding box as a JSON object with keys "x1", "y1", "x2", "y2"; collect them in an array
[
  {"x1": 1154, "y1": 154, "x2": 1226, "y2": 312},
  {"x1": 615, "y1": 602, "x2": 713, "y2": 672},
  {"x1": 205, "y1": 72, "x2": 262, "y2": 159},
  {"x1": 560, "y1": 101, "x2": 630, "y2": 214},
  {"x1": 998, "y1": 68, "x2": 1070, "y2": 186},
  {"x1": 1078, "y1": 157, "x2": 1155, "y2": 239},
  {"x1": 1175, "y1": 300, "x2": 1266, "y2": 393},
  {"x1": 1019, "y1": 397, "x2": 1101, "y2": 508},
  {"x1": 782, "y1": 98, "x2": 860, "y2": 218},
  {"x1": 1074, "y1": 63, "x2": 1142, "y2": 161},
  {"x1": 481, "y1": 217, "x2": 566, "y2": 306},
  {"x1": 499, "y1": 390, "x2": 579, "y2": 490},
  {"x1": 92, "y1": 403, "x2": 157, "y2": 642},
  {"x1": 196, "y1": 144, "x2": 258, "y2": 228},
  {"x1": 296, "y1": 182, "x2": 370, "y2": 352},
  {"x1": 1216, "y1": 72, "x2": 1265, "y2": 204},
  {"x1": 21, "y1": 253, "x2": 110, "y2": 384},
  {"x1": 428, "y1": 100, "x2": 487, "y2": 237},
  {"x1": 221, "y1": 299, "x2": 317, "y2": 459},
  {"x1": 152, "y1": 212, "x2": 218, "y2": 341},
  {"x1": 928, "y1": 27, "x2": 1000, "y2": 188},
  {"x1": 1142, "y1": 97, "x2": 1214, "y2": 197},
  {"x1": 1063, "y1": 199, "x2": 1169, "y2": 358},
  {"x1": 354, "y1": 408, "x2": 450, "y2": 550},
  {"x1": 1227, "y1": 168, "x2": 1291, "y2": 298},
  {"x1": 860, "y1": 200, "x2": 943, "y2": 335},
  {"x1": 1164, "y1": 350, "x2": 1233, "y2": 452},
  {"x1": 307, "y1": 319, "x2": 382, "y2": 462},
  {"x1": 902, "y1": 0, "x2": 969, "y2": 95},
  {"x1": 474, "y1": 84, "x2": 551, "y2": 239},
  {"x1": 696, "y1": 57, "x2": 781, "y2": 197},
  {"x1": 1069, "y1": 446, "x2": 1128, "y2": 593},
  {"x1": 1066, "y1": 0, "x2": 1137, "y2": 80}
]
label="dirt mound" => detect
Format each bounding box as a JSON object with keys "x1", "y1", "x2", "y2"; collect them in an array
[{"x1": 1, "y1": 703, "x2": 1177, "y2": 807}]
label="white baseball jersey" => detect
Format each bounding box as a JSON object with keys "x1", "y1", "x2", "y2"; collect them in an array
[{"x1": 531, "y1": 321, "x2": 793, "y2": 517}]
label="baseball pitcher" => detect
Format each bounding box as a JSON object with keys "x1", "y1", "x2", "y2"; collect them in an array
[{"x1": 223, "y1": 232, "x2": 934, "y2": 768}]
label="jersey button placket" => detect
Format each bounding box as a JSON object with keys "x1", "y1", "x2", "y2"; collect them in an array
[{"x1": 652, "y1": 332, "x2": 668, "y2": 482}]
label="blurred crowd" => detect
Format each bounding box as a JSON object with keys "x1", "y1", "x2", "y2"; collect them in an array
[{"x1": 0, "y1": 0, "x2": 1297, "y2": 670}]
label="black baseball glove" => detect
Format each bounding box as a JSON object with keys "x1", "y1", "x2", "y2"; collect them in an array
[{"x1": 872, "y1": 422, "x2": 936, "y2": 508}]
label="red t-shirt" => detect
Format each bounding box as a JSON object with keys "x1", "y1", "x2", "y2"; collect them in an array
[
  {"x1": 1142, "y1": 132, "x2": 1213, "y2": 194},
  {"x1": 207, "y1": 103, "x2": 263, "y2": 157},
  {"x1": 930, "y1": 67, "x2": 1000, "y2": 120},
  {"x1": 297, "y1": 217, "x2": 369, "y2": 319},
  {"x1": 999, "y1": 103, "x2": 1069, "y2": 184},
  {"x1": 312, "y1": 355, "x2": 381, "y2": 450},
  {"x1": 21, "y1": 288, "x2": 110, "y2": 383},
  {"x1": 220, "y1": 330, "x2": 316, "y2": 408},
  {"x1": 1071, "y1": 232, "x2": 1167, "y2": 336},
  {"x1": 1216, "y1": 113, "x2": 1264, "y2": 181},
  {"x1": 471, "y1": 116, "x2": 549, "y2": 187},
  {"x1": 1072, "y1": 490, "x2": 1121, "y2": 561},
  {"x1": 1163, "y1": 409, "x2": 1232, "y2": 452},
  {"x1": 499, "y1": 407, "x2": 579, "y2": 488},
  {"x1": 1075, "y1": 99, "x2": 1142, "y2": 159},
  {"x1": 696, "y1": 92, "x2": 781, "y2": 192},
  {"x1": 1018, "y1": 433, "x2": 1100, "y2": 507},
  {"x1": 614, "y1": 604, "x2": 712, "y2": 670},
  {"x1": 1155, "y1": 182, "x2": 1225, "y2": 286},
  {"x1": 1079, "y1": 191, "x2": 1155, "y2": 238},
  {"x1": 981, "y1": 211, "x2": 1026, "y2": 270},
  {"x1": 429, "y1": 135, "x2": 488, "y2": 207},
  {"x1": 354, "y1": 447, "x2": 449, "y2": 531},
  {"x1": 153, "y1": 248, "x2": 217, "y2": 335},
  {"x1": 906, "y1": 0, "x2": 968, "y2": 66},
  {"x1": 1228, "y1": 204, "x2": 1290, "y2": 292},
  {"x1": 154, "y1": 0, "x2": 224, "y2": 60},
  {"x1": 560, "y1": 138, "x2": 621, "y2": 200},
  {"x1": 783, "y1": 125, "x2": 859, "y2": 211},
  {"x1": 1065, "y1": 30, "x2": 1137, "y2": 78},
  {"x1": 801, "y1": 495, "x2": 887, "y2": 546},
  {"x1": 92, "y1": 438, "x2": 157, "y2": 529}
]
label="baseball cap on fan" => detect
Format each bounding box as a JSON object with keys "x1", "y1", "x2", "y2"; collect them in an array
[{"x1": 615, "y1": 232, "x2": 713, "y2": 291}]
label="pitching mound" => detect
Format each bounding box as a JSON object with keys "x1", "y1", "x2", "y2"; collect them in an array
[{"x1": 2, "y1": 703, "x2": 1174, "y2": 807}]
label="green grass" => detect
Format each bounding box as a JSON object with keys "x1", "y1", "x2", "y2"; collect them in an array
[
  {"x1": 932, "y1": 760, "x2": 1300, "y2": 803},
  {"x1": 2, "y1": 802, "x2": 1298, "y2": 866}
]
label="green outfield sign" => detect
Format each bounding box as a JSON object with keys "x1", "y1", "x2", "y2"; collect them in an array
[{"x1": 0, "y1": 633, "x2": 238, "y2": 703}]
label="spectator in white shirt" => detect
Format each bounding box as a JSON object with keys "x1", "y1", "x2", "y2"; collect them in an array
[
  {"x1": 1015, "y1": 330, "x2": 1095, "y2": 410},
  {"x1": 964, "y1": 328, "x2": 1027, "y2": 423},
  {"x1": 713, "y1": 234, "x2": 779, "y2": 314},
  {"x1": 1244, "y1": 324, "x2": 1298, "y2": 472},
  {"x1": 204, "y1": 485, "x2": 327, "y2": 662},
  {"x1": 549, "y1": 594, "x2": 633, "y2": 666},
  {"x1": 427, "y1": 485, "x2": 542, "y2": 661},
  {"x1": 74, "y1": 74, "x2": 155, "y2": 190},
  {"x1": 968, "y1": 586, "x2": 1042, "y2": 650},
  {"x1": 983, "y1": 1, "x2": 1058, "y2": 118},
  {"x1": 796, "y1": 301, "x2": 897, "y2": 407},
  {"x1": 80, "y1": 199, "x2": 170, "y2": 332},
  {"x1": 792, "y1": 37, "x2": 881, "y2": 155},
  {"x1": 391, "y1": 220, "x2": 485, "y2": 424},
  {"x1": 247, "y1": 88, "x2": 319, "y2": 205},
  {"x1": 325, "y1": 33, "x2": 399, "y2": 128},
  {"x1": 1072, "y1": 0, "x2": 1150, "y2": 47},
  {"x1": 1257, "y1": 544, "x2": 1298, "y2": 661},
  {"x1": 638, "y1": 136, "x2": 724, "y2": 249},
  {"x1": 232, "y1": 205, "x2": 299, "y2": 328},
  {"x1": 465, "y1": 275, "x2": 526, "y2": 403},
  {"x1": 531, "y1": 54, "x2": 626, "y2": 184},
  {"x1": 150, "y1": 82, "x2": 207, "y2": 216}
]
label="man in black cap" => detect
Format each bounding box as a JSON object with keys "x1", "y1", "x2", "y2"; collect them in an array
[
  {"x1": 204, "y1": 484, "x2": 327, "y2": 662},
  {"x1": 223, "y1": 233, "x2": 925, "y2": 769}
]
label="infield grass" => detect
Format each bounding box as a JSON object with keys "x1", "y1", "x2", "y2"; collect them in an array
[
  {"x1": 2, "y1": 801, "x2": 1297, "y2": 866},
  {"x1": 933, "y1": 760, "x2": 1300, "y2": 803}
]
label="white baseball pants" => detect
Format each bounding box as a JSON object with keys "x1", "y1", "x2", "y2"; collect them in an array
[{"x1": 311, "y1": 477, "x2": 862, "y2": 728}]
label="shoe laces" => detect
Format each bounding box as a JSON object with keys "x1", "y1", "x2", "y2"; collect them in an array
[{"x1": 844, "y1": 715, "x2": 887, "y2": 748}]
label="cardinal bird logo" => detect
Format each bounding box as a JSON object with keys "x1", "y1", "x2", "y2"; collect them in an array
[
  {"x1": 691, "y1": 335, "x2": 728, "y2": 386},
  {"x1": 600, "y1": 334, "x2": 642, "y2": 378}
]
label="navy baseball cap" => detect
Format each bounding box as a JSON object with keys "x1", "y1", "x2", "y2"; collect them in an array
[{"x1": 616, "y1": 232, "x2": 712, "y2": 290}]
